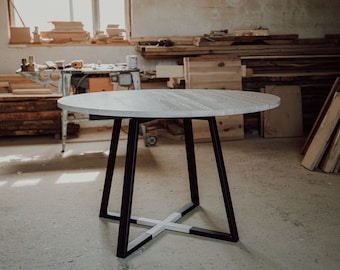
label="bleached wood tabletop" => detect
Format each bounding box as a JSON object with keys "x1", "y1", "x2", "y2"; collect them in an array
[{"x1": 57, "y1": 89, "x2": 280, "y2": 118}]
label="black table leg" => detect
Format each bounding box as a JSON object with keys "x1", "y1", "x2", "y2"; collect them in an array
[
  {"x1": 99, "y1": 117, "x2": 239, "y2": 258},
  {"x1": 116, "y1": 118, "x2": 142, "y2": 258},
  {"x1": 208, "y1": 117, "x2": 239, "y2": 242},
  {"x1": 100, "y1": 118, "x2": 122, "y2": 218},
  {"x1": 183, "y1": 119, "x2": 200, "y2": 207}
]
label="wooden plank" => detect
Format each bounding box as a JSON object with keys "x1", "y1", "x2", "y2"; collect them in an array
[
  {"x1": 0, "y1": 120, "x2": 60, "y2": 130},
  {"x1": 131, "y1": 36, "x2": 195, "y2": 46},
  {"x1": 0, "y1": 93, "x2": 61, "y2": 100},
  {"x1": 0, "y1": 74, "x2": 33, "y2": 82},
  {"x1": 301, "y1": 77, "x2": 340, "y2": 154},
  {"x1": 263, "y1": 85, "x2": 304, "y2": 138},
  {"x1": 137, "y1": 43, "x2": 340, "y2": 58},
  {"x1": 321, "y1": 124, "x2": 340, "y2": 173},
  {"x1": 10, "y1": 83, "x2": 44, "y2": 89},
  {"x1": 0, "y1": 101, "x2": 59, "y2": 113},
  {"x1": 0, "y1": 82, "x2": 9, "y2": 87},
  {"x1": 12, "y1": 89, "x2": 53, "y2": 95},
  {"x1": 184, "y1": 56, "x2": 242, "y2": 90},
  {"x1": 301, "y1": 92, "x2": 340, "y2": 170},
  {"x1": 0, "y1": 111, "x2": 61, "y2": 121}
]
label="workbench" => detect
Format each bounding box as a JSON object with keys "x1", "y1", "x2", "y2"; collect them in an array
[
  {"x1": 18, "y1": 63, "x2": 142, "y2": 151},
  {"x1": 60, "y1": 64, "x2": 141, "y2": 152}
]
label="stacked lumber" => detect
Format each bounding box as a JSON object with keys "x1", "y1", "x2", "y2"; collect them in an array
[
  {"x1": 0, "y1": 74, "x2": 79, "y2": 137},
  {"x1": 183, "y1": 56, "x2": 244, "y2": 142},
  {"x1": 135, "y1": 34, "x2": 340, "y2": 137},
  {"x1": 135, "y1": 34, "x2": 340, "y2": 59},
  {"x1": 41, "y1": 21, "x2": 90, "y2": 43},
  {"x1": 131, "y1": 36, "x2": 195, "y2": 46},
  {"x1": 94, "y1": 24, "x2": 128, "y2": 44},
  {"x1": 193, "y1": 34, "x2": 297, "y2": 47},
  {"x1": 242, "y1": 55, "x2": 340, "y2": 133},
  {"x1": 9, "y1": 81, "x2": 53, "y2": 95},
  {"x1": 106, "y1": 24, "x2": 126, "y2": 42},
  {"x1": 301, "y1": 78, "x2": 340, "y2": 173}
]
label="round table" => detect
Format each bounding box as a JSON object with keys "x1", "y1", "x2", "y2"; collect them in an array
[{"x1": 58, "y1": 89, "x2": 280, "y2": 258}]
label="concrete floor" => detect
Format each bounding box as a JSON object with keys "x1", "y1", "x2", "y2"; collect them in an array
[{"x1": 0, "y1": 126, "x2": 339, "y2": 270}]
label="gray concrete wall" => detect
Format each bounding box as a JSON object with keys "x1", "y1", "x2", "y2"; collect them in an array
[
  {"x1": 0, "y1": 0, "x2": 339, "y2": 73},
  {"x1": 131, "y1": 0, "x2": 340, "y2": 38}
]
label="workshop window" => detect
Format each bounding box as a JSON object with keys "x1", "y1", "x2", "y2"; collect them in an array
[{"x1": 8, "y1": 0, "x2": 127, "y2": 44}]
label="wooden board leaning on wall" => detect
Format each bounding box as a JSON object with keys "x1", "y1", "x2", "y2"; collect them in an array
[{"x1": 301, "y1": 77, "x2": 340, "y2": 173}]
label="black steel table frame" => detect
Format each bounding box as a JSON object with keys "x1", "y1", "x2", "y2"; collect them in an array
[{"x1": 99, "y1": 117, "x2": 239, "y2": 258}]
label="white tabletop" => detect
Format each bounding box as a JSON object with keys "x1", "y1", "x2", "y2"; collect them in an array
[{"x1": 57, "y1": 89, "x2": 280, "y2": 118}]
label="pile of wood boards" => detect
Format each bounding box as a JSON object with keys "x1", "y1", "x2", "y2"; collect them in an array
[
  {"x1": 106, "y1": 24, "x2": 126, "y2": 43},
  {"x1": 0, "y1": 74, "x2": 51, "y2": 94},
  {"x1": 242, "y1": 55, "x2": 340, "y2": 132},
  {"x1": 301, "y1": 78, "x2": 340, "y2": 173},
  {"x1": 41, "y1": 21, "x2": 90, "y2": 43},
  {"x1": 94, "y1": 24, "x2": 128, "y2": 44},
  {"x1": 135, "y1": 34, "x2": 340, "y2": 58},
  {"x1": 0, "y1": 74, "x2": 78, "y2": 137},
  {"x1": 193, "y1": 34, "x2": 294, "y2": 47},
  {"x1": 139, "y1": 34, "x2": 340, "y2": 139}
]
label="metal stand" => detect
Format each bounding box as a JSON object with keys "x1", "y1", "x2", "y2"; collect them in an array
[{"x1": 100, "y1": 117, "x2": 239, "y2": 258}]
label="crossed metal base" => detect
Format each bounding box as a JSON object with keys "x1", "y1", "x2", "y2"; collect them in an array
[{"x1": 99, "y1": 117, "x2": 239, "y2": 258}]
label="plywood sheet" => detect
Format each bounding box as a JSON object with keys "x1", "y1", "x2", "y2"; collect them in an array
[{"x1": 263, "y1": 85, "x2": 303, "y2": 138}]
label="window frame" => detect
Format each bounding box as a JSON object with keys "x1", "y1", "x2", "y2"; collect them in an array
[{"x1": 7, "y1": 0, "x2": 131, "y2": 46}]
